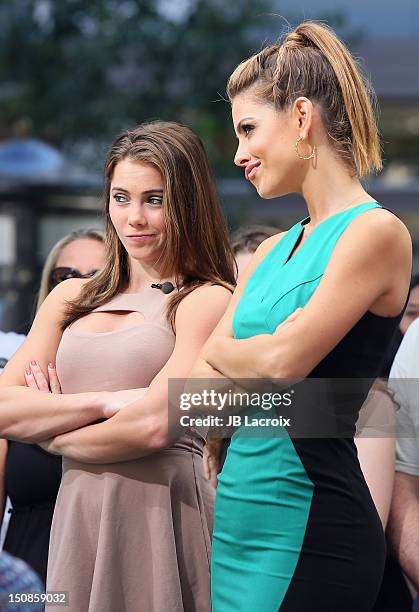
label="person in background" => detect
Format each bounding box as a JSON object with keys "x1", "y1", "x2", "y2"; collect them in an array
[
  {"x1": 385, "y1": 318, "x2": 419, "y2": 610},
  {"x1": 371, "y1": 274, "x2": 419, "y2": 612},
  {"x1": 0, "y1": 334, "x2": 25, "y2": 375},
  {"x1": 0, "y1": 550, "x2": 43, "y2": 611},
  {"x1": 34, "y1": 229, "x2": 105, "y2": 311},
  {"x1": 381, "y1": 273, "x2": 419, "y2": 377},
  {"x1": 355, "y1": 380, "x2": 396, "y2": 528},
  {"x1": 231, "y1": 224, "x2": 281, "y2": 280},
  {"x1": 0, "y1": 229, "x2": 105, "y2": 584},
  {"x1": 0, "y1": 331, "x2": 25, "y2": 550},
  {"x1": 399, "y1": 274, "x2": 419, "y2": 336}
]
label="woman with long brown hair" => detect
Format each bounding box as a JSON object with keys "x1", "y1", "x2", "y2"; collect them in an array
[
  {"x1": 190, "y1": 22, "x2": 411, "y2": 611},
  {"x1": 0, "y1": 121, "x2": 235, "y2": 611}
]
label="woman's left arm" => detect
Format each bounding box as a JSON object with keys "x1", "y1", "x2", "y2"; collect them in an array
[
  {"x1": 42, "y1": 284, "x2": 232, "y2": 463},
  {"x1": 204, "y1": 210, "x2": 412, "y2": 381}
]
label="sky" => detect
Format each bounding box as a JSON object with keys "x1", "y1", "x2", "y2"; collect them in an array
[{"x1": 274, "y1": 0, "x2": 419, "y2": 38}]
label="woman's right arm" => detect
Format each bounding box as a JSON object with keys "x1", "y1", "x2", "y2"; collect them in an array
[
  {"x1": 0, "y1": 279, "x2": 106, "y2": 443},
  {"x1": 199, "y1": 233, "x2": 285, "y2": 485}
]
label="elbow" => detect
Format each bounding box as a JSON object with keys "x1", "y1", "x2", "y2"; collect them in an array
[
  {"x1": 0, "y1": 388, "x2": 39, "y2": 443},
  {"x1": 1, "y1": 426, "x2": 42, "y2": 445},
  {"x1": 147, "y1": 430, "x2": 169, "y2": 452},
  {"x1": 144, "y1": 418, "x2": 170, "y2": 452}
]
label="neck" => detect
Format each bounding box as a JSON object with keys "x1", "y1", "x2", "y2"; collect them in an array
[
  {"x1": 299, "y1": 153, "x2": 371, "y2": 227},
  {"x1": 127, "y1": 257, "x2": 174, "y2": 292}
]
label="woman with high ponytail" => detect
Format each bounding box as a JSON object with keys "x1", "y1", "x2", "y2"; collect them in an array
[{"x1": 192, "y1": 21, "x2": 412, "y2": 610}]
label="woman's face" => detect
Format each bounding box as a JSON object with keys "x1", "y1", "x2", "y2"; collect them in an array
[
  {"x1": 232, "y1": 92, "x2": 303, "y2": 199},
  {"x1": 56, "y1": 239, "x2": 105, "y2": 274},
  {"x1": 109, "y1": 159, "x2": 166, "y2": 267}
]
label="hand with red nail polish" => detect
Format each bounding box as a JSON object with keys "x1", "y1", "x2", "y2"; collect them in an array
[{"x1": 24, "y1": 360, "x2": 62, "y2": 394}]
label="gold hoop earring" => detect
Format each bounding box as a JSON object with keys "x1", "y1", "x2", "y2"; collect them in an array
[{"x1": 295, "y1": 136, "x2": 316, "y2": 160}]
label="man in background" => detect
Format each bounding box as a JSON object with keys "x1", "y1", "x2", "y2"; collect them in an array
[{"x1": 388, "y1": 317, "x2": 419, "y2": 609}]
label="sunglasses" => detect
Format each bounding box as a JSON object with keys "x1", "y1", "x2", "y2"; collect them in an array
[{"x1": 48, "y1": 267, "x2": 99, "y2": 289}]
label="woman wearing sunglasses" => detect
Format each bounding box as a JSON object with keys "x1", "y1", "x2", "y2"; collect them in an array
[
  {"x1": 0, "y1": 121, "x2": 235, "y2": 611},
  {"x1": 39, "y1": 228, "x2": 105, "y2": 301},
  {"x1": 0, "y1": 229, "x2": 105, "y2": 584}
]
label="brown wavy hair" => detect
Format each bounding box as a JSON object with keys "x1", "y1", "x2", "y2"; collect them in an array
[
  {"x1": 227, "y1": 21, "x2": 382, "y2": 177},
  {"x1": 62, "y1": 121, "x2": 236, "y2": 330}
]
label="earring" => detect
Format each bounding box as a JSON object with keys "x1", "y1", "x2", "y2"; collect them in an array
[{"x1": 295, "y1": 136, "x2": 316, "y2": 160}]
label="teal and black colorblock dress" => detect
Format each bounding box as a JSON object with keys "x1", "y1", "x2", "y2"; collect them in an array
[{"x1": 211, "y1": 202, "x2": 405, "y2": 611}]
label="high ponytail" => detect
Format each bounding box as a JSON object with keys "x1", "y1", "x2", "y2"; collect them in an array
[{"x1": 227, "y1": 21, "x2": 382, "y2": 177}]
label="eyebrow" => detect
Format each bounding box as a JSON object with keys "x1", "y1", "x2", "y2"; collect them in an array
[
  {"x1": 236, "y1": 116, "x2": 256, "y2": 134},
  {"x1": 111, "y1": 187, "x2": 164, "y2": 194}
]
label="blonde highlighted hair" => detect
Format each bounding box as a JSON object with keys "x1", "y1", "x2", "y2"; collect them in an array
[
  {"x1": 227, "y1": 21, "x2": 382, "y2": 177},
  {"x1": 36, "y1": 229, "x2": 105, "y2": 312}
]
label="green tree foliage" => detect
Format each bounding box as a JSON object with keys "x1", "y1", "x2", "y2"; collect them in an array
[{"x1": 0, "y1": 0, "x2": 275, "y2": 174}]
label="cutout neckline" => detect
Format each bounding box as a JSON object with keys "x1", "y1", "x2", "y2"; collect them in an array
[
  {"x1": 65, "y1": 288, "x2": 172, "y2": 337},
  {"x1": 285, "y1": 201, "x2": 379, "y2": 265}
]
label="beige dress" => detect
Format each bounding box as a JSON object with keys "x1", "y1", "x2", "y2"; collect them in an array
[{"x1": 46, "y1": 289, "x2": 214, "y2": 612}]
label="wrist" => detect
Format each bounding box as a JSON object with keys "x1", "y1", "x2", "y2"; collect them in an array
[
  {"x1": 73, "y1": 392, "x2": 105, "y2": 420},
  {"x1": 204, "y1": 335, "x2": 225, "y2": 366},
  {"x1": 90, "y1": 392, "x2": 108, "y2": 419},
  {"x1": 40, "y1": 435, "x2": 62, "y2": 456}
]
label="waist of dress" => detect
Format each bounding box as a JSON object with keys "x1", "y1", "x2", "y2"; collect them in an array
[
  {"x1": 9, "y1": 501, "x2": 56, "y2": 514},
  {"x1": 63, "y1": 434, "x2": 205, "y2": 469}
]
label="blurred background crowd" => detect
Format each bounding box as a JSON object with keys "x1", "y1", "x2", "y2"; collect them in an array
[{"x1": 0, "y1": 0, "x2": 418, "y2": 333}]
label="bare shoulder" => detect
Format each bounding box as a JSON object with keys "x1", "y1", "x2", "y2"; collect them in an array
[
  {"x1": 328, "y1": 208, "x2": 412, "y2": 281},
  {"x1": 41, "y1": 277, "x2": 90, "y2": 312},
  {"x1": 0, "y1": 279, "x2": 90, "y2": 386},
  {"x1": 323, "y1": 207, "x2": 412, "y2": 315},
  {"x1": 177, "y1": 283, "x2": 232, "y2": 314},
  {"x1": 344, "y1": 208, "x2": 411, "y2": 253},
  {"x1": 174, "y1": 283, "x2": 232, "y2": 339},
  {"x1": 255, "y1": 231, "x2": 287, "y2": 259},
  {"x1": 48, "y1": 276, "x2": 90, "y2": 301},
  {"x1": 237, "y1": 231, "x2": 287, "y2": 285}
]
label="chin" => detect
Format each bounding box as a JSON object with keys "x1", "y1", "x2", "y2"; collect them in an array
[
  {"x1": 255, "y1": 184, "x2": 284, "y2": 199},
  {"x1": 252, "y1": 176, "x2": 280, "y2": 199}
]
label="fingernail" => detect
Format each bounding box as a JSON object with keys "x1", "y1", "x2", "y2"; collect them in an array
[
  {"x1": 48, "y1": 363, "x2": 55, "y2": 369},
  {"x1": 30, "y1": 360, "x2": 36, "y2": 366},
  {"x1": 25, "y1": 368, "x2": 31, "y2": 375}
]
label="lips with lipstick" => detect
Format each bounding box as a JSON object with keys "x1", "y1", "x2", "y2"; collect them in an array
[
  {"x1": 125, "y1": 233, "x2": 156, "y2": 242},
  {"x1": 245, "y1": 161, "x2": 261, "y2": 181}
]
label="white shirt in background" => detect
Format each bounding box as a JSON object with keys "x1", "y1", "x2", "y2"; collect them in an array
[
  {"x1": 0, "y1": 331, "x2": 26, "y2": 374},
  {"x1": 389, "y1": 318, "x2": 419, "y2": 476}
]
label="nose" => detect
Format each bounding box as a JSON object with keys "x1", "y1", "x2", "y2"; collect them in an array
[
  {"x1": 128, "y1": 203, "x2": 146, "y2": 227},
  {"x1": 234, "y1": 140, "x2": 250, "y2": 167}
]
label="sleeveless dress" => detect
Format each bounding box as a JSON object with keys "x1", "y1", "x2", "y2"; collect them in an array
[
  {"x1": 211, "y1": 202, "x2": 407, "y2": 611},
  {"x1": 46, "y1": 289, "x2": 214, "y2": 612},
  {"x1": 3, "y1": 442, "x2": 61, "y2": 584}
]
